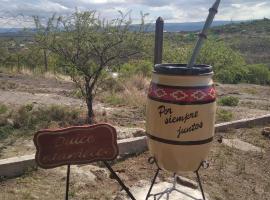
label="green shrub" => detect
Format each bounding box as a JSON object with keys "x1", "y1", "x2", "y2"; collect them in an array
[
  {"x1": 218, "y1": 96, "x2": 239, "y2": 106},
  {"x1": 70, "y1": 89, "x2": 84, "y2": 99},
  {"x1": 0, "y1": 104, "x2": 8, "y2": 114},
  {"x1": 215, "y1": 63, "x2": 270, "y2": 85},
  {"x1": 215, "y1": 65, "x2": 248, "y2": 84},
  {"x1": 163, "y1": 44, "x2": 189, "y2": 63},
  {"x1": 12, "y1": 104, "x2": 83, "y2": 130},
  {"x1": 246, "y1": 64, "x2": 270, "y2": 85},
  {"x1": 197, "y1": 40, "x2": 246, "y2": 70},
  {"x1": 13, "y1": 104, "x2": 34, "y2": 129},
  {"x1": 119, "y1": 60, "x2": 152, "y2": 77},
  {"x1": 103, "y1": 93, "x2": 124, "y2": 106},
  {"x1": 101, "y1": 76, "x2": 124, "y2": 93},
  {"x1": 216, "y1": 109, "x2": 233, "y2": 122},
  {"x1": 33, "y1": 105, "x2": 82, "y2": 127},
  {"x1": 0, "y1": 125, "x2": 14, "y2": 140}
]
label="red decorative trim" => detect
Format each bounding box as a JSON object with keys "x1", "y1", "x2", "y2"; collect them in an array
[{"x1": 148, "y1": 82, "x2": 216, "y2": 104}]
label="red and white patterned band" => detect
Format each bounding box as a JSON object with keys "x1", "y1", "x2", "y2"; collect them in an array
[{"x1": 148, "y1": 82, "x2": 216, "y2": 105}]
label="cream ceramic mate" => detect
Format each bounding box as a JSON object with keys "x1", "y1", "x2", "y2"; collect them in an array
[{"x1": 146, "y1": 64, "x2": 216, "y2": 172}]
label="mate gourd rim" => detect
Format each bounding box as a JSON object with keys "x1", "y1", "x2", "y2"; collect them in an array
[{"x1": 154, "y1": 64, "x2": 213, "y2": 76}]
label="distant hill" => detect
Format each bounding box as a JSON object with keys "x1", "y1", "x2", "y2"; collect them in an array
[
  {"x1": 163, "y1": 21, "x2": 240, "y2": 32},
  {"x1": 210, "y1": 18, "x2": 270, "y2": 64},
  {"x1": 0, "y1": 20, "x2": 240, "y2": 36},
  {"x1": 129, "y1": 20, "x2": 241, "y2": 32},
  {"x1": 211, "y1": 18, "x2": 270, "y2": 34},
  {"x1": 0, "y1": 28, "x2": 24, "y2": 33},
  {"x1": 0, "y1": 28, "x2": 35, "y2": 38}
]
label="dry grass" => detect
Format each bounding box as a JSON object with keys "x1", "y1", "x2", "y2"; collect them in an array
[
  {"x1": 0, "y1": 66, "x2": 72, "y2": 82},
  {"x1": 120, "y1": 74, "x2": 149, "y2": 108},
  {"x1": 101, "y1": 74, "x2": 149, "y2": 109},
  {"x1": 216, "y1": 108, "x2": 234, "y2": 123}
]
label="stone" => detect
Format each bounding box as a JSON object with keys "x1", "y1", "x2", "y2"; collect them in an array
[
  {"x1": 0, "y1": 154, "x2": 36, "y2": 178},
  {"x1": 176, "y1": 176, "x2": 198, "y2": 189},
  {"x1": 118, "y1": 136, "x2": 147, "y2": 156},
  {"x1": 115, "y1": 126, "x2": 145, "y2": 139},
  {"x1": 88, "y1": 164, "x2": 109, "y2": 178},
  {"x1": 57, "y1": 165, "x2": 97, "y2": 183},
  {"x1": 215, "y1": 114, "x2": 270, "y2": 132},
  {"x1": 262, "y1": 127, "x2": 270, "y2": 138},
  {"x1": 118, "y1": 180, "x2": 209, "y2": 200},
  {"x1": 7, "y1": 118, "x2": 14, "y2": 126},
  {"x1": 222, "y1": 139, "x2": 265, "y2": 153}
]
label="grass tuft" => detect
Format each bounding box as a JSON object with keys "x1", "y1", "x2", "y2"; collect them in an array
[
  {"x1": 216, "y1": 109, "x2": 233, "y2": 122},
  {"x1": 0, "y1": 104, "x2": 85, "y2": 140},
  {"x1": 0, "y1": 104, "x2": 8, "y2": 115},
  {"x1": 101, "y1": 74, "x2": 149, "y2": 108},
  {"x1": 218, "y1": 96, "x2": 239, "y2": 107}
]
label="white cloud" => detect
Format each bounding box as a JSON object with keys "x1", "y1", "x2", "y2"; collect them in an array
[
  {"x1": 231, "y1": 4, "x2": 241, "y2": 8},
  {"x1": 79, "y1": 0, "x2": 126, "y2": 4},
  {"x1": 219, "y1": 2, "x2": 270, "y2": 21},
  {"x1": 0, "y1": 0, "x2": 270, "y2": 27}
]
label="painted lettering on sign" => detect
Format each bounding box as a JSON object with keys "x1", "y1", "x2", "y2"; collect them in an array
[
  {"x1": 33, "y1": 124, "x2": 118, "y2": 169},
  {"x1": 157, "y1": 105, "x2": 204, "y2": 138}
]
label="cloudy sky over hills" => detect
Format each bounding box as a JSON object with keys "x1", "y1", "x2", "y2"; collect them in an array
[{"x1": 0, "y1": 0, "x2": 270, "y2": 28}]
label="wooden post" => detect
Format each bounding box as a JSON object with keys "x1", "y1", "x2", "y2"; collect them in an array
[{"x1": 154, "y1": 17, "x2": 164, "y2": 65}]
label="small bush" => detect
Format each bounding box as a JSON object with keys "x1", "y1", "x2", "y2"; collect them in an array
[
  {"x1": 12, "y1": 104, "x2": 83, "y2": 130},
  {"x1": 216, "y1": 109, "x2": 233, "y2": 122},
  {"x1": 101, "y1": 76, "x2": 124, "y2": 93},
  {"x1": 246, "y1": 64, "x2": 270, "y2": 85},
  {"x1": 218, "y1": 96, "x2": 239, "y2": 107},
  {"x1": 197, "y1": 40, "x2": 246, "y2": 70},
  {"x1": 119, "y1": 60, "x2": 152, "y2": 77},
  {"x1": 0, "y1": 125, "x2": 14, "y2": 140},
  {"x1": 70, "y1": 89, "x2": 84, "y2": 99},
  {"x1": 13, "y1": 104, "x2": 34, "y2": 129},
  {"x1": 103, "y1": 93, "x2": 124, "y2": 106},
  {"x1": 0, "y1": 104, "x2": 8, "y2": 114},
  {"x1": 101, "y1": 75, "x2": 148, "y2": 108},
  {"x1": 215, "y1": 65, "x2": 248, "y2": 84},
  {"x1": 215, "y1": 64, "x2": 270, "y2": 85}
]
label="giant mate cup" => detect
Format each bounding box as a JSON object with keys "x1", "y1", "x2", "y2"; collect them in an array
[{"x1": 146, "y1": 64, "x2": 216, "y2": 172}]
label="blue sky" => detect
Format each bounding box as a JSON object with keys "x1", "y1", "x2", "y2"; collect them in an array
[{"x1": 0, "y1": 0, "x2": 270, "y2": 28}]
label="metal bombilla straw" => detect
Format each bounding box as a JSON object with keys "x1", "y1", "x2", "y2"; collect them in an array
[{"x1": 187, "y1": 0, "x2": 221, "y2": 68}]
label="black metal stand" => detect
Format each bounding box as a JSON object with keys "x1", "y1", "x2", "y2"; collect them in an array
[
  {"x1": 145, "y1": 157, "x2": 208, "y2": 200},
  {"x1": 103, "y1": 161, "x2": 136, "y2": 200},
  {"x1": 65, "y1": 164, "x2": 71, "y2": 200},
  {"x1": 64, "y1": 162, "x2": 135, "y2": 200},
  {"x1": 195, "y1": 170, "x2": 205, "y2": 200}
]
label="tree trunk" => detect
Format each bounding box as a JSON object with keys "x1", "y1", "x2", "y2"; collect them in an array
[
  {"x1": 43, "y1": 49, "x2": 48, "y2": 72},
  {"x1": 85, "y1": 79, "x2": 94, "y2": 125},
  {"x1": 86, "y1": 93, "x2": 94, "y2": 124},
  {"x1": 17, "y1": 54, "x2": 20, "y2": 70}
]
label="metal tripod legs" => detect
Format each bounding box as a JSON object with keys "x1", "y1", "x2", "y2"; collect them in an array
[
  {"x1": 195, "y1": 170, "x2": 206, "y2": 200},
  {"x1": 145, "y1": 157, "x2": 207, "y2": 200}
]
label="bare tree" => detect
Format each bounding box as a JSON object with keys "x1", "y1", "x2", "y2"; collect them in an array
[
  {"x1": 33, "y1": 15, "x2": 56, "y2": 71},
  {"x1": 34, "y1": 11, "x2": 147, "y2": 124}
]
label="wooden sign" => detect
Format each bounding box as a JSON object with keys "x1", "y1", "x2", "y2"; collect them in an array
[{"x1": 33, "y1": 124, "x2": 118, "y2": 169}]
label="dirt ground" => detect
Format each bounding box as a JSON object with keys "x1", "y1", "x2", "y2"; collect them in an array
[
  {"x1": 0, "y1": 72, "x2": 269, "y2": 116},
  {"x1": 0, "y1": 125, "x2": 269, "y2": 200},
  {"x1": 217, "y1": 83, "x2": 270, "y2": 120},
  {"x1": 0, "y1": 72, "x2": 270, "y2": 199},
  {"x1": 0, "y1": 72, "x2": 269, "y2": 159}
]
